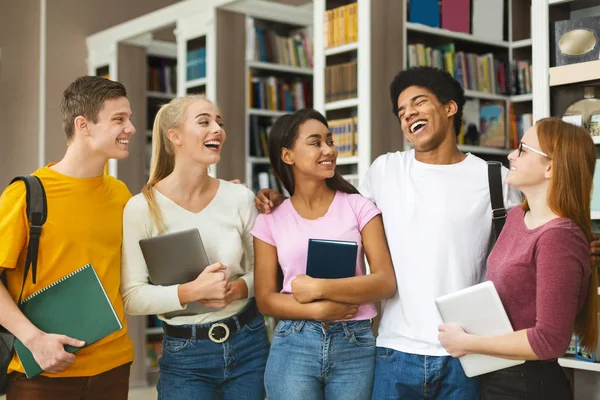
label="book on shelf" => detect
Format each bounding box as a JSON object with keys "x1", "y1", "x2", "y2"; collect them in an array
[
  {"x1": 509, "y1": 111, "x2": 533, "y2": 148},
  {"x1": 325, "y1": 61, "x2": 357, "y2": 103},
  {"x1": 247, "y1": 17, "x2": 313, "y2": 68},
  {"x1": 250, "y1": 115, "x2": 276, "y2": 158},
  {"x1": 441, "y1": 0, "x2": 470, "y2": 33},
  {"x1": 255, "y1": 169, "x2": 290, "y2": 197},
  {"x1": 471, "y1": 0, "x2": 504, "y2": 42},
  {"x1": 510, "y1": 60, "x2": 532, "y2": 95},
  {"x1": 148, "y1": 56, "x2": 177, "y2": 94},
  {"x1": 407, "y1": 43, "x2": 509, "y2": 95},
  {"x1": 324, "y1": 3, "x2": 358, "y2": 48},
  {"x1": 459, "y1": 99, "x2": 511, "y2": 149},
  {"x1": 330, "y1": 117, "x2": 358, "y2": 158},
  {"x1": 187, "y1": 47, "x2": 206, "y2": 81},
  {"x1": 249, "y1": 73, "x2": 312, "y2": 112},
  {"x1": 409, "y1": 0, "x2": 440, "y2": 28}
]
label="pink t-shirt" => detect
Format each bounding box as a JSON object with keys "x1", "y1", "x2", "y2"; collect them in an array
[{"x1": 251, "y1": 191, "x2": 381, "y2": 321}]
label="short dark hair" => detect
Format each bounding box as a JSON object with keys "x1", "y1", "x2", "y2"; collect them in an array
[
  {"x1": 268, "y1": 108, "x2": 359, "y2": 197},
  {"x1": 60, "y1": 76, "x2": 127, "y2": 140},
  {"x1": 389, "y1": 66, "x2": 466, "y2": 136}
]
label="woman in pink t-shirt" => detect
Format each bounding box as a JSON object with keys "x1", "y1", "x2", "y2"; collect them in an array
[
  {"x1": 251, "y1": 109, "x2": 396, "y2": 400},
  {"x1": 438, "y1": 118, "x2": 599, "y2": 399}
]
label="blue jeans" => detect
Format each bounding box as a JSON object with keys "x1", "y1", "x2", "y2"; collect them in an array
[
  {"x1": 156, "y1": 314, "x2": 269, "y2": 400},
  {"x1": 372, "y1": 347, "x2": 479, "y2": 400},
  {"x1": 265, "y1": 319, "x2": 376, "y2": 400}
]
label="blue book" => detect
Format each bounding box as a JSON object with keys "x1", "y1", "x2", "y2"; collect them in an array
[
  {"x1": 409, "y1": 0, "x2": 440, "y2": 28},
  {"x1": 306, "y1": 239, "x2": 358, "y2": 279}
]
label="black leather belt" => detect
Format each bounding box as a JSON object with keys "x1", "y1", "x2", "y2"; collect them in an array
[{"x1": 162, "y1": 301, "x2": 259, "y2": 343}]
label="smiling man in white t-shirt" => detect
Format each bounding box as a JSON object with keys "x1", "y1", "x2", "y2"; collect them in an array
[{"x1": 360, "y1": 66, "x2": 521, "y2": 400}]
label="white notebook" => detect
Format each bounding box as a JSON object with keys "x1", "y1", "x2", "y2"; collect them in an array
[{"x1": 435, "y1": 281, "x2": 525, "y2": 377}]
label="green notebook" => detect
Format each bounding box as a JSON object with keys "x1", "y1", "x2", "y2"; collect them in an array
[{"x1": 13, "y1": 264, "x2": 123, "y2": 378}]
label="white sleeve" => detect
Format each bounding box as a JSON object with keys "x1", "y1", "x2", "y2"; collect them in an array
[
  {"x1": 359, "y1": 154, "x2": 386, "y2": 204},
  {"x1": 120, "y1": 196, "x2": 186, "y2": 316},
  {"x1": 239, "y1": 188, "x2": 258, "y2": 298}
]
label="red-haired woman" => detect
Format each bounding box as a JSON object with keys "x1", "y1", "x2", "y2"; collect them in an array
[{"x1": 438, "y1": 117, "x2": 598, "y2": 400}]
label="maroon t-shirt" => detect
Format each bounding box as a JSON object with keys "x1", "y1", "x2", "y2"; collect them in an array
[{"x1": 486, "y1": 206, "x2": 591, "y2": 360}]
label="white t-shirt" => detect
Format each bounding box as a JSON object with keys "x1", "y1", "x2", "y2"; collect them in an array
[
  {"x1": 120, "y1": 180, "x2": 257, "y2": 325},
  {"x1": 360, "y1": 150, "x2": 522, "y2": 356}
]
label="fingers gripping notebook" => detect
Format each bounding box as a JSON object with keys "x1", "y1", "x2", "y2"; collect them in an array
[{"x1": 13, "y1": 264, "x2": 123, "y2": 378}]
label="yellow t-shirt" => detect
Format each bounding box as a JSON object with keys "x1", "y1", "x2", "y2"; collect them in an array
[{"x1": 0, "y1": 165, "x2": 134, "y2": 377}]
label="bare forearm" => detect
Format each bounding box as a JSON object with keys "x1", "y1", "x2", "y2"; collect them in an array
[
  {"x1": 257, "y1": 293, "x2": 320, "y2": 320},
  {"x1": 0, "y1": 280, "x2": 42, "y2": 347},
  {"x1": 317, "y1": 274, "x2": 396, "y2": 305},
  {"x1": 465, "y1": 330, "x2": 539, "y2": 360}
]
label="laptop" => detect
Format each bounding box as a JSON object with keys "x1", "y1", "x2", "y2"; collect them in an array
[
  {"x1": 435, "y1": 281, "x2": 525, "y2": 377},
  {"x1": 306, "y1": 239, "x2": 358, "y2": 279},
  {"x1": 139, "y1": 228, "x2": 222, "y2": 318}
]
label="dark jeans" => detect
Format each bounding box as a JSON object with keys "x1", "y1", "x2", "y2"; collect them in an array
[
  {"x1": 7, "y1": 362, "x2": 131, "y2": 400},
  {"x1": 480, "y1": 360, "x2": 573, "y2": 400}
]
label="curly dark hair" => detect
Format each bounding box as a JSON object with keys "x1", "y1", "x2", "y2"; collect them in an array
[{"x1": 389, "y1": 66, "x2": 466, "y2": 136}]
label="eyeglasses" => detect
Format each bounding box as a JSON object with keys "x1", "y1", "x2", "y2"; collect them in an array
[{"x1": 518, "y1": 142, "x2": 549, "y2": 158}]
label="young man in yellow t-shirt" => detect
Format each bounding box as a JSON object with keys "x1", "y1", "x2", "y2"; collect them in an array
[{"x1": 0, "y1": 76, "x2": 136, "y2": 399}]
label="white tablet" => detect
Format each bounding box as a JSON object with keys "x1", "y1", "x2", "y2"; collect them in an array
[{"x1": 435, "y1": 281, "x2": 525, "y2": 377}]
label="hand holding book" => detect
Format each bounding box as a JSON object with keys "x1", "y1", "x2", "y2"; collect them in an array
[{"x1": 23, "y1": 331, "x2": 85, "y2": 374}]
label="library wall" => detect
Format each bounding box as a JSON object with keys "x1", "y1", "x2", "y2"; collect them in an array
[
  {"x1": 0, "y1": 0, "x2": 41, "y2": 187},
  {"x1": 43, "y1": 0, "x2": 182, "y2": 166}
]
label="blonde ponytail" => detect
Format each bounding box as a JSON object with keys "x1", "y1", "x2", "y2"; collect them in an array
[{"x1": 142, "y1": 94, "x2": 212, "y2": 234}]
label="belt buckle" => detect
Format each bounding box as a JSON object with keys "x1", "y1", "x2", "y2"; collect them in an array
[{"x1": 208, "y1": 322, "x2": 230, "y2": 343}]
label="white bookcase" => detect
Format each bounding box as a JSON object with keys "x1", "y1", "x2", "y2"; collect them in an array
[
  {"x1": 531, "y1": 1, "x2": 600, "y2": 398},
  {"x1": 398, "y1": 0, "x2": 534, "y2": 162}
]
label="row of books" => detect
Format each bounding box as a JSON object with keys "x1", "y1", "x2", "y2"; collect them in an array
[
  {"x1": 330, "y1": 117, "x2": 358, "y2": 158},
  {"x1": 509, "y1": 112, "x2": 533, "y2": 148},
  {"x1": 148, "y1": 58, "x2": 177, "y2": 94},
  {"x1": 254, "y1": 168, "x2": 290, "y2": 197},
  {"x1": 325, "y1": 61, "x2": 357, "y2": 103},
  {"x1": 249, "y1": 115, "x2": 276, "y2": 158},
  {"x1": 323, "y1": 3, "x2": 358, "y2": 49},
  {"x1": 459, "y1": 99, "x2": 507, "y2": 148},
  {"x1": 249, "y1": 75, "x2": 312, "y2": 112},
  {"x1": 186, "y1": 47, "x2": 206, "y2": 81},
  {"x1": 249, "y1": 116, "x2": 359, "y2": 159},
  {"x1": 511, "y1": 60, "x2": 532, "y2": 96},
  {"x1": 407, "y1": 43, "x2": 508, "y2": 95},
  {"x1": 408, "y1": 0, "x2": 503, "y2": 43},
  {"x1": 247, "y1": 18, "x2": 313, "y2": 68}
]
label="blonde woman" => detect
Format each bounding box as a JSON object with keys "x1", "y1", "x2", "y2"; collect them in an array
[{"x1": 120, "y1": 95, "x2": 268, "y2": 400}]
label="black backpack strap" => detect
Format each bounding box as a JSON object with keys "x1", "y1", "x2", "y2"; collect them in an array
[
  {"x1": 8, "y1": 176, "x2": 47, "y2": 304},
  {"x1": 487, "y1": 161, "x2": 506, "y2": 241}
]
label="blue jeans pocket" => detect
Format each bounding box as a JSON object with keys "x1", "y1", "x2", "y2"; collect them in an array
[
  {"x1": 375, "y1": 346, "x2": 395, "y2": 360},
  {"x1": 162, "y1": 336, "x2": 190, "y2": 354},
  {"x1": 244, "y1": 316, "x2": 266, "y2": 332},
  {"x1": 273, "y1": 320, "x2": 295, "y2": 337},
  {"x1": 349, "y1": 326, "x2": 376, "y2": 347}
]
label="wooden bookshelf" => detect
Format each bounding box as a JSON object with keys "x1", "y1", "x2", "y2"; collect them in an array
[
  {"x1": 314, "y1": 0, "x2": 404, "y2": 185},
  {"x1": 549, "y1": 60, "x2": 600, "y2": 87},
  {"x1": 397, "y1": 0, "x2": 533, "y2": 162},
  {"x1": 241, "y1": 9, "x2": 314, "y2": 191}
]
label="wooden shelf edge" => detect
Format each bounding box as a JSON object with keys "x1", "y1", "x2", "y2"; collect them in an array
[
  {"x1": 406, "y1": 22, "x2": 510, "y2": 48},
  {"x1": 549, "y1": 60, "x2": 600, "y2": 87}
]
